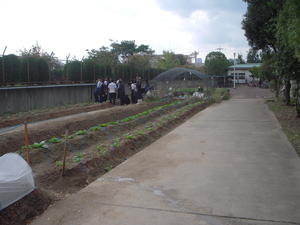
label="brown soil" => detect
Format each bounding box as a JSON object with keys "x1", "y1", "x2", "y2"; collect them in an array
[
  {"x1": 0, "y1": 101, "x2": 166, "y2": 156},
  {"x1": 0, "y1": 102, "x2": 113, "y2": 129},
  {"x1": 0, "y1": 189, "x2": 52, "y2": 225},
  {"x1": 0, "y1": 99, "x2": 210, "y2": 225}
]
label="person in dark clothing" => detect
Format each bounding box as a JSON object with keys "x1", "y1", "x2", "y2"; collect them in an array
[
  {"x1": 136, "y1": 76, "x2": 143, "y2": 103},
  {"x1": 118, "y1": 79, "x2": 126, "y2": 105},
  {"x1": 99, "y1": 79, "x2": 105, "y2": 103}
]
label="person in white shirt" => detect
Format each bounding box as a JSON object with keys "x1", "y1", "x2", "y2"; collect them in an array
[
  {"x1": 108, "y1": 80, "x2": 117, "y2": 104},
  {"x1": 94, "y1": 78, "x2": 102, "y2": 102},
  {"x1": 130, "y1": 81, "x2": 137, "y2": 104}
]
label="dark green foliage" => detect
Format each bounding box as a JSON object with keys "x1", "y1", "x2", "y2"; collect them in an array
[{"x1": 205, "y1": 51, "x2": 230, "y2": 76}]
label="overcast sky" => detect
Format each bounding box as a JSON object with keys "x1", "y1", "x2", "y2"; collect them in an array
[{"x1": 1, "y1": 0, "x2": 249, "y2": 61}]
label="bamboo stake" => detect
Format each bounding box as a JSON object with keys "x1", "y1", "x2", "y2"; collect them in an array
[
  {"x1": 62, "y1": 130, "x2": 69, "y2": 176},
  {"x1": 24, "y1": 120, "x2": 30, "y2": 164}
]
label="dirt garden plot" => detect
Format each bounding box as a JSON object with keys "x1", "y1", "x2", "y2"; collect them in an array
[
  {"x1": 0, "y1": 97, "x2": 214, "y2": 225},
  {"x1": 0, "y1": 101, "x2": 168, "y2": 156},
  {"x1": 0, "y1": 102, "x2": 114, "y2": 129}
]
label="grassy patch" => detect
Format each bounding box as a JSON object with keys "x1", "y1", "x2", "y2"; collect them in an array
[{"x1": 267, "y1": 100, "x2": 300, "y2": 156}]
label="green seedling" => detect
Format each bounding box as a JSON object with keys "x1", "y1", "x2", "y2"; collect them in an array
[
  {"x1": 55, "y1": 161, "x2": 63, "y2": 167},
  {"x1": 90, "y1": 126, "x2": 100, "y2": 131},
  {"x1": 126, "y1": 134, "x2": 136, "y2": 140},
  {"x1": 135, "y1": 130, "x2": 145, "y2": 135},
  {"x1": 99, "y1": 123, "x2": 108, "y2": 127},
  {"x1": 96, "y1": 145, "x2": 108, "y2": 155},
  {"x1": 112, "y1": 138, "x2": 120, "y2": 148},
  {"x1": 107, "y1": 121, "x2": 118, "y2": 125},
  {"x1": 76, "y1": 130, "x2": 87, "y2": 135},
  {"x1": 73, "y1": 152, "x2": 85, "y2": 163},
  {"x1": 49, "y1": 137, "x2": 62, "y2": 143},
  {"x1": 104, "y1": 165, "x2": 113, "y2": 172}
]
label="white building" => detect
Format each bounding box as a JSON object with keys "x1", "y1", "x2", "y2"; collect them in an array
[{"x1": 227, "y1": 63, "x2": 262, "y2": 84}]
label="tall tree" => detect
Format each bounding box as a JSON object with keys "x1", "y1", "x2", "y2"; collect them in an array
[
  {"x1": 204, "y1": 51, "x2": 230, "y2": 76},
  {"x1": 247, "y1": 48, "x2": 262, "y2": 63},
  {"x1": 242, "y1": 0, "x2": 284, "y2": 52},
  {"x1": 237, "y1": 54, "x2": 246, "y2": 64},
  {"x1": 157, "y1": 51, "x2": 180, "y2": 70},
  {"x1": 110, "y1": 40, "x2": 154, "y2": 62}
]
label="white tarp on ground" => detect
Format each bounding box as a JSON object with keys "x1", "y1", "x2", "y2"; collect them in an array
[{"x1": 0, "y1": 153, "x2": 35, "y2": 210}]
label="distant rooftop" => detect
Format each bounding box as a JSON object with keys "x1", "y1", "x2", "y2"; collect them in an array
[{"x1": 228, "y1": 63, "x2": 262, "y2": 69}]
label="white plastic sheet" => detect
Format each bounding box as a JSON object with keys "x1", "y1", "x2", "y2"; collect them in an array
[{"x1": 0, "y1": 153, "x2": 35, "y2": 210}]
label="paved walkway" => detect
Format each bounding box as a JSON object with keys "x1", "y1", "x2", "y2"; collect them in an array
[{"x1": 31, "y1": 88, "x2": 300, "y2": 225}]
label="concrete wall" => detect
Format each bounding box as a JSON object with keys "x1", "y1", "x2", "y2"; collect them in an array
[
  {"x1": 0, "y1": 84, "x2": 95, "y2": 114},
  {"x1": 0, "y1": 80, "x2": 207, "y2": 114}
]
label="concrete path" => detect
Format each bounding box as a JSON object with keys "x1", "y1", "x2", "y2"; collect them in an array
[{"x1": 31, "y1": 90, "x2": 300, "y2": 225}]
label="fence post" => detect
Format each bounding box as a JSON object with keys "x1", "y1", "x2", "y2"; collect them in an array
[
  {"x1": 62, "y1": 130, "x2": 69, "y2": 176},
  {"x1": 24, "y1": 120, "x2": 30, "y2": 164},
  {"x1": 2, "y1": 46, "x2": 7, "y2": 86}
]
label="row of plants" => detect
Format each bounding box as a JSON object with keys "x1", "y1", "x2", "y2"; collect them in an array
[
  {"x1": 54, "y1": 100, "x2": 203, "y2": 167},
  {"x1": 88, "y1": 100, "x2": 207, "y2": 162},
  {"x1": 20, "y1": 100, "x2": 185, "y2": 151},
  {"x1": 21, "y1": 89, "x2": 229, "y2": 160}
]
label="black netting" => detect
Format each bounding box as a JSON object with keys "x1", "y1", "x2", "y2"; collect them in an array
[{"x1": 153, "y1": 67, "x2": 209, "y2": 81}]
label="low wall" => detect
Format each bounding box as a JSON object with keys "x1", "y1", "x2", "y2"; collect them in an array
[
  {"x1": 0, "y1": 84, "x2": 95, "y2": 114},
  {"x1": 0, "y1": 80, "x2": 207, "y2": 115}
]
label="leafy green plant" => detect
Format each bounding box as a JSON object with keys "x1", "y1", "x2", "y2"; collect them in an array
[
  {"x1": 96, "y1": 145, "x2": 108, "y2": 155},
  {"x1": 107, "y1": 121, "x2": 118, "y2": 125},
  {"x1": 135, "y1": 130, "x2": 145, "y2": 135},
  {"x1": 73, "y1": 152, "x2": 85, "y2": 163},
  {"x1": 126, "y1": 134, "x2": 136, "y2": 140},
  {"x1": 112, "y1": 138, "x2": 120, "y2": 148},
  {"x1": 76, "y1": 130, "x2": 87, "y2": 135},
  {"x1": 99, "y1": 123, "x2": 108, "y2": 127},
  {"x1": 90, "y1": 126, "x2": 100, "y2": 131},
  {"x1": 104, "y1": 165, "x2": 113, "y2": 172},
  {"x1": 55, "y1": 161, "x2": 63, "y2": 167},
  {"x1": 48, "y1": 137, "x2": 62, "y2": 143}
]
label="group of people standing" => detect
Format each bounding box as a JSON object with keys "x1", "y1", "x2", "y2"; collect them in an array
[{"x1": 94, "y1": 76, "x2": 151, "y2": 105}]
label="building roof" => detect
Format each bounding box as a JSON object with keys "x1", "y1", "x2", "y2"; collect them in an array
[{"x1": 228, "y1": 63, "x2": 262, "y2": 69}]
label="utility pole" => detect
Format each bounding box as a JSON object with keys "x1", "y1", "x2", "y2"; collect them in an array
[
  {"x1": 80, "y1": 56, "x2": 84, "y2": 82},
  {"x1": 233, "y1": 52, "x2": 236, "y2": 89},
  {"x1": 65, "y1": 54, "x2": 70, "y2": 81},
  {"x1": 48, "y1": 52, "x2": 54, "y2": 82},
  {"x1": 2, "y1": 46, "x2": 7, "y2": 85},
  {"x1": 27, "y1": 50, "x2": 32, "y2": 83}
]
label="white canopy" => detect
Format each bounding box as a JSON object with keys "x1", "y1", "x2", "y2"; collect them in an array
[{"x1": 0, "y1": 153, "x2": 35, "y2": 210}]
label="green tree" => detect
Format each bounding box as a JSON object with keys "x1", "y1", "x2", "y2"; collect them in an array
[
  {"x1": 242, "y1": 0, "x2": 284, "y2": 52},
  {"x1": 110, "y1": 40, "x2": 154, "y2": 62},
  {"x1": 242, "y1": 0, "x2": 284, "y2": 99},
  {"x1": 247, "y1": 49, "x2": 262, "y2": 63},
  {"x1": 127, "y1": 55, "x2": 151, "y2": 70},
  {"x1": 237, "y1": 54, "x2": 246, "y2": 64},
  {"x1": 157, "y1": 51, "x2": 180, "y2": 70},
  {"x1": 204, "y1": 51, "x2": 230, "y2": 76}
]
